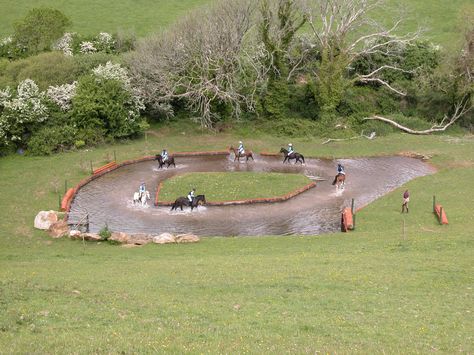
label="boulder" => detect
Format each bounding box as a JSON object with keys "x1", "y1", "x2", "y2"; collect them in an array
[
  {"x1": 69, "y1": 230, "x2": 82, "y2": 239},
  {"x1": 34, "y1": 211, "x2": 58, "y2": 230},
  {"x1": 109, "y1": 232, "x2": 131, "y2": 244},
  {"x1": 152, "y1": 233, "x2": 176, "y2": 244},
  {"x1": 128, "y1": 233, "x2": 153, "y2": 245},
  {"x1": 47, "y1": 220, "x2": 69, "y2": 238},
  {"x1": 82, "y1": 233, "x2": 101, "y2": 242},
  {"x1": 175, "y1": 233, "x2": 200, "y2": 243}
]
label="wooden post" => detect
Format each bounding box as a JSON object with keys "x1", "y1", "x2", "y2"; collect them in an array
[
  {"x1": 433, "y1": 195, "x2": 436, "y2": 213},
  {"x1": 86, "y1": 214, "x2": 90, "y2": 232},
  {"x1": 402, "y1": 218, "x2": 406, "y2": 240},
  {"x1": 113, "y1": 150, "x2": 116, "y2": 162},
  {"x1": 351, "y1": 198, "x2": 355, "y2": 214},
  {"x1": 64, "y1": 179, "x2": 68, "y2": 194},
  {"x1": 90, "y1": 161, "x2": 93, "y2": 174},
  {"x1": 58, "y1": 193, "x2": 61, "y2": 209},
  {"x1": 352, "y1": 213, "x2": 356, "y2": 230}
]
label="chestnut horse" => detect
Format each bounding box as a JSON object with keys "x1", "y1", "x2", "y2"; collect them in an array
[
  {"x1": 332, "y1": 173, "x2": 346, "y2": 189},
  {"x1": 229, "y1": 146, "x2": 254, "y2": 162}
]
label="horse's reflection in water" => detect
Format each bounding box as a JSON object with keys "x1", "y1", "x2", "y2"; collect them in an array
[{"x1": 171, "y1": 195, "x2": 206, "y2": 211}]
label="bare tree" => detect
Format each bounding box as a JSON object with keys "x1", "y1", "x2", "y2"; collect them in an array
[
  {"x1": 364, "y1": 25, "x2": 473, "y2": 134},
  {"x1": 302, "y1": 0, "x2": 421, "y2": 115},
  {"x1": 128, "y1": 0, "x2": 256, "y2": 128}
]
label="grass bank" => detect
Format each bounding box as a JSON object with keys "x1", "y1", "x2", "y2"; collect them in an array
[
  {"x1": 0, "y1": 0, "x2": 471, "y2": 50},
  {"x1": 0, "y1": 125, "x2": 473, "y2": 352},
  {"x1": 158, "y1": 172, "x2": 311, "y2": 202}
]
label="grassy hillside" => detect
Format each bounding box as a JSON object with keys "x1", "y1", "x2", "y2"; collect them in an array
[
  {"x1": 0, "y1": 0, "x2": 214, "y2": 37},
  {"x1": 0, "y1": 0, "x2": 472, "y2": 49},
  {"x1": 0, "y1": 124, "x2": 473, "y2": 352}
]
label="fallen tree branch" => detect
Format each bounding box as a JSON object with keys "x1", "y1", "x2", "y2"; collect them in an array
[
  {"x1": 322, "y1": 131, "x2": 376, "y2": 144},
  {"x1": 364, "y1": 97, "x2": 472, "y2": 134}
]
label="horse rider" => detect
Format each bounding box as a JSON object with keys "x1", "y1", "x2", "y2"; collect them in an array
[
  {"x1": 287, "y1": 143, "x2": 295, "y2": 156},
  {"x1": 139, "y1": 181, "x2": 146, "y2": 198},
  {"x1": 187, "y1": 188, "x2": 196, "y2": 203},
  {"x1": 238, "y1": 141, "x2": 245, "y2": 155},
  {"x1": 161, "y1": 149, "x2": 169, "y2": 162},
  {"x1": 337, "y1": 163, "x2": 345, "y2": 175}
]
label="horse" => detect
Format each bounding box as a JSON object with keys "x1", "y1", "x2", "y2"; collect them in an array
[
  {"x1": 332, "y1": 173, "x2": 346, "y2": 190},
  {"x1": 155, "y1": 154, "x2": 176, "y2": 169},
  {"x1": 280, "y1": 148, "x2": 305, "y2": 165},
  {"x1": 170, "y1": 195, "x2": 206, "y2": 211},
  {"x1": 229, "y1": 146, "x2": 254, "y2": 162},
  {"x1": 133, "y1": 190, "x2": 151, "y2": 206}
]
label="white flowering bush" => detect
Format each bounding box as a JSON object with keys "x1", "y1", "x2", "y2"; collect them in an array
[
  {"x1": 0, "y1": 79, "x2": 48, "y2": 146},
  {"x1": 53, "y1": 32, "x2": 74, "y2": 56},
  {"x1": 95, "y1": 32, "x2": 115, "y2": 53},
  {"x1": 46, "y1": 81, "x2": 77, "y2": 110},
  {"x1": 80, "y1": 41, "x2": 97, "y2": 54},
  {"x1": 92, "y1": 61, "x2": 144, "y2": 117}
]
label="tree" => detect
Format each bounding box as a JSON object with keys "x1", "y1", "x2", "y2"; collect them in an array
[
  {"x1": 258, "y1": 0, "x2": 306, "y2": 118},
  {"x1": 364, "y1": 25, "x2": 473, "y2": 134},
  {"x1": 128, "y1": 0, "x2": 255, "y2": 128},
  {"x1": 13, "y1": 7, "x2": 71, "y2": 56},
  {"x1": 303, "y1": 0, "x2": 420, "y2": 118}
]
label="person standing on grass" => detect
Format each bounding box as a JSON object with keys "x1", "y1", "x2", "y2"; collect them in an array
[{"x1": 402, "y1": 189, "x2": 410, "y2": 213}]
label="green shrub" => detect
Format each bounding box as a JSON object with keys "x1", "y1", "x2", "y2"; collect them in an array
[
  {"x1": 71, "y1": 75, "x2": 145, "y2": 140},
  {"x1": 98, "y1": 224, "x2": 112, "y2": 241},
  {"x1": 13, "y1": 7, "x2": 71, "y2": 56},
  {"x1": 27, "y1": 125, "x2": 77, "y2": 155}
]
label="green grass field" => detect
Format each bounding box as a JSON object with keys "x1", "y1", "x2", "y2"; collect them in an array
[
  {"x1": 0, "y1": 0, "x2": 472, "y2": 49},
  {"x1": 0, "y1": 0, "x2": 214, "y2": 37},
  {"x1": 0, "y1": 123, "x2": 473, "y2": 352},
  {"x1": 158, "y1": 172, "x2": 312, "y2": 202}
]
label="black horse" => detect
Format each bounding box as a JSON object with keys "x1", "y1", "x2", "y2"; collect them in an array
[
  {"x1": 170, "y1": 195, "x2": 206, "y2": 211},
  {"x1": 280, "y1": 148, "x2": 305, "y2": 164},
  {"x1": 155, "y1": 154, "x2": 176, "y2": 168}
]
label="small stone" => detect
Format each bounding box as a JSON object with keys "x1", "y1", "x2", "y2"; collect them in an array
[
  {"x1": 109, "y1": 232, "x2": 130, "y2": 244},
  {"x1": 175, "y1": 233, "x2": 200, "y2": 243},
  {"x1": 47, "y1": 220, "x2": 69, "y2": 238}
]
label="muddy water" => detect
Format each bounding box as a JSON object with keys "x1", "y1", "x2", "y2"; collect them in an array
[{"x1": 69, "y1": 155, "x2": 435, "y2": 236}]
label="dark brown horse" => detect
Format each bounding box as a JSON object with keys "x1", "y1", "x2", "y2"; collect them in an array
[
  {"x1": 155, "y1": 154, "x2": 176, "y2": 168},
  {"x1": 170, "y1": 195, "x2": 206, "y2": 211},
  {"x1": 332, "y1": 173, "x2": 346, "y2": 189},
  {"x1": 229, "y1": 146, "x2": 254, "y2": 162},
  {"x1": 280, "y1": 148, "x2": 305, "y2": 164}
]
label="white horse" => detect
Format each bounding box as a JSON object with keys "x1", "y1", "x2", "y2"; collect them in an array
[{"x1": 133, "y1": 190, "x2": 151, "y2": 206}]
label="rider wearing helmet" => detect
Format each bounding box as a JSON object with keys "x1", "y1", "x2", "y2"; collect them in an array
[
  {"x1": 238, "y1": 141, "x2": 245, "y2": 155},
  {"x1": 139, "y1": 181, "x2": 146, "y2": 197},
  {"x1": 161, "y1": 149, "x2": 168, "y2": 162},
  {"x1": 287, "y1": 143, "x2": 294, "y2": 156},
  {"x1": 187, "y1": 188, "x2": 196, "y2": 203},
  {"x1": 337, "y1": 163, "x2": 345, "y2": 175}
]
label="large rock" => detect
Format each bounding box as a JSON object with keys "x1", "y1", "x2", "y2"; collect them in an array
[
  {"x1": 34, "y1": 211, "x2": 58, "y2": 230},
  {"x1": 82, "y1": 233, "x2": 101, "y2": 242},
  {"x1": 109, "y1": 232, "x2": 130, "y2": 244},
  {"x1": 175, "y1": 233, "x2": 200, "y2": 243},
  {"x1": 128, "y1": 233, "x2": 153, "y2": 245},
  {"x1": 47, "y1": 220, "x2": 69, "y2": 238},
  {"x1": 69, "y1": 230, "x2": 82, "y2": 239},
  {"x1": 152, "y1": 233, "x2": 176, "y2": 244}
]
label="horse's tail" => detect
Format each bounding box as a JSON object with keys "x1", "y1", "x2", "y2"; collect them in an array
[
  {"x1": 301, "y1": 155, "x2": 305, "y2": 164},
  {"x1": 332, "y1": 175, "x2": 337, "y2": 185}
]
